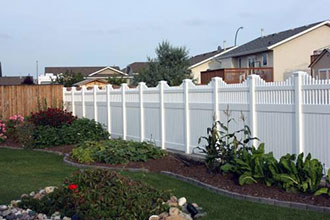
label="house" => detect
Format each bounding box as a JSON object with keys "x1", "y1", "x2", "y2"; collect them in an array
[
  {"x1": 122, "y1": 62, "x2": 148, "y2": 76},
  {"x1": 201, "y1": 20, "x2": 330, "y2": 84},
  {"x1": 41, "y1": 66, "x2": 130, "y2": 84},
  {"x1": 309, "y1": 48, "x2": 330, "y2": 79},
  {"x1": 188, "y1": 46, "x2": 235, "y2": 84},
  {"x1": 0, "y1": 76, "x2": 34, "y2": 85},
  {"x1": 73, "y1": 79, "x2": 109, "y2": 88}
]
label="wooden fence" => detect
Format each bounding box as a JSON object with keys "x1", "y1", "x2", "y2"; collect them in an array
[{"x1": 0, "y1": 85, "x2": 63, "y2": 119}]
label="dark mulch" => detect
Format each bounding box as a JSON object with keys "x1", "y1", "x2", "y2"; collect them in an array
[
  {"x1": 2, "y1": 141, "x2": 329, "y2": 207},
  {"x1": 68, "y1": 153, "x2": 330, "y2": 207}
]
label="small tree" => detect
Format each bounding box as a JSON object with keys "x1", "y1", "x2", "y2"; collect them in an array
[
  {"x1": 107, "y1": 76, "x2": 127, "y2": 86},
  {"x1": 21, "y1": 76, "x2": 34, "y2": 85},
  {"x1": 133, "y1": 41, "x2": 191, "y2": 87},
  {"x1": 53, "y1": 70, "x2": 84, "y2": 87}
]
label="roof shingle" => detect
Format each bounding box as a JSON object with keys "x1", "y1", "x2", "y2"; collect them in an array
[{"x1": 221, "y1": 21, "x2": 327, "y2": 58}]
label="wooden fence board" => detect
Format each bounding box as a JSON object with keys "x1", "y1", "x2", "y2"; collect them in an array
[{"x1": 0, "y1": 85, "x2": 63, "y2": 119}]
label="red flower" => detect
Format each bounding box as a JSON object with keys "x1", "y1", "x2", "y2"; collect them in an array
[{"x1": 68, "y1": 184, "x2": 78, "y2": 190}]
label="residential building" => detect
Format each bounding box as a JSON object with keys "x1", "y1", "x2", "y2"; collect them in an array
[
  {"x1": 40, "y1": 66, "x2": 130, "y2": 84},
  {"x1": 188, "y1": 46, "x2": 235, "y2": 84},
  {"x1": 0, "y1": 76, "x2": 34, "y2": 85},
  {"x1": 309, "y1": 48, "x2": 330, "y2": 79},
  {"x1": 122, "y1": 62, "x2": 148, "y2": 76},
  {"x1": 73, "y1": 79, "x2": 109, "y2": 88},
  {"x1": 201, "y1": 20, "x2": 330, "y2": 84}
]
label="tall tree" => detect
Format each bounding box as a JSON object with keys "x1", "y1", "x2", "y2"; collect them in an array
[{"x1": 133, "y1": 41, "x2": 191, "y2": 87}]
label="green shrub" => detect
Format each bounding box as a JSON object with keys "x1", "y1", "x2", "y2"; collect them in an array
[
  {"x1": 15, "y1": 121, "x2": 36, "y2": 148},
  {"x1": 72, "y1": 139, "x2": 167, "y2": 164},
  {"x1": 30, "y1": 118, "x2": 109, "y2": 148},
  {"x1": 19, "y1": 169, "x2": 170, "y2": 220}
]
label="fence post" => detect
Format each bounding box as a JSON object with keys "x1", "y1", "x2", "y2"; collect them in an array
[
  {"x1": 106, "y1": 84, "x2": 111, "y2": 135},
  {"x1": 183, "y1": 79, "x2": 192, "y2": 154},
  {"x1": 81, "y1": 86, "x2": 86, "y2": 117},
  {"x1": 212, "y1": 77, "x2": 220, "y2": 122},
  {"x1": 159, "y1": 81, "x2": 166, "y2": 150},
  {"x1": 248, "y1": 75, "x2": 257, "y2": 147},
  {"x1": 138, "y1": 82, "x2": 145, "y2": 142},
  {"x1": 71, "y1": 87, "x2": 75, "y2": 116},
  {"x1": 121, "y1": 83, "x2": 127, "y2": 140},
  {"x1": 294, "y1": 71, "x2": 305, "y2": 154},
  {"x1": 93, "y1": 85, "x2": 98, "y2": 122}
]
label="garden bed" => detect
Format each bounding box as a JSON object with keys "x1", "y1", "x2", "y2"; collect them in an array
[{"x1": 64, "y1": 152, "x2": 330, "y2": 208}]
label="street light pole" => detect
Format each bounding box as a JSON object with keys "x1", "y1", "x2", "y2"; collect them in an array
[{"x1": 234, "y1": 26, "x2": 244, "y2": 46}]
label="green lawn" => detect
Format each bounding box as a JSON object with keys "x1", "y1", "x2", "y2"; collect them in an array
[{"x1": 0, "y1": 148, "x2": 329, "y2": 220}]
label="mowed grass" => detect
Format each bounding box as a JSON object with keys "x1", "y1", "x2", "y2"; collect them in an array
[
  {"x1": 0, "y1": 148, "x2": 76, "y2": 204},
  {"x1": 0, "y1": 148, "x2": 329, "y2": 220}
]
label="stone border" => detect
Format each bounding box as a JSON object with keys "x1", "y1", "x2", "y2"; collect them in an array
[
  {"x1": 160, "y1": 171, "x2": 330, "y2": 214},
  {"x1": 2, "y1": 146, "x2": 330, "y2": 214}
]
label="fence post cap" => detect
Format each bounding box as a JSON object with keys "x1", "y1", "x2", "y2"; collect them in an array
[
  {"x1": 248, "y1": 74, "x2": 259, "y2": 79},
  {"x1": 211, "y1": 77, "x2": 222, "y2": 81}
]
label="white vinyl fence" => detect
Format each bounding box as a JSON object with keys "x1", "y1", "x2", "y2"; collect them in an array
[{"x1": 63, "y1": 72, "x2": 330, "y2": 168}]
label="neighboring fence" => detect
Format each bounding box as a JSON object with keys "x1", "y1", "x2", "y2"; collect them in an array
[
  {"x1": 0, "y1": 84, "x2": 63, "y2": 119},
  {"x1": 63, "y1": 72, "x2": 330, "y2": 168}
]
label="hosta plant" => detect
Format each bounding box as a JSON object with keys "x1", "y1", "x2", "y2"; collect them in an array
[{"x1": 314, "y1": 169, "x2": 330, "y2": 196}]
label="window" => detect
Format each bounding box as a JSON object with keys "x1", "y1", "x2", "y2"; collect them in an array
[
  {"x1": 248, "y1": 57, "x2": 255, "y2": 68},
  {"x1": 317, "y1": 69, "x2": 330, "y2": 80},
  {"x1": 262, "y1": 53, "x2": 268, "y2": 66},
  {"x1": 238, "y1": 58, "x2": 242, "y2": 68}
]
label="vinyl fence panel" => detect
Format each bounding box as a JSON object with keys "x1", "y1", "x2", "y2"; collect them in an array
[{"x1": 64, "y1": 72, "x2": 330, "y2": 169}]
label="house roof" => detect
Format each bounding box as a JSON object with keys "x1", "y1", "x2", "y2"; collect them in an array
[
  {"x1": 309, "y1": 49, "x2": 330, "y2": 67},
  {"x1": 45, "y1": 66, "x2": 121, "y2": 77},
  {"x1": 189, "y1": 50, "x2": 222, "y2": 66},
  {"x1": 0, "y1": 76, "x2": 32, "y2": 85},
  {"x1": 220, "y1": 20, "x2": 330, "y2": 58},
  {"x1": 73, "y1": 78, "x2": 108, "y2": 86},
  {"x1": 188, "y1": 47, "x2": 236, "y2": 69},
  {"x1": 122, "y1": 62, "x2": 149, "y2": 74}
]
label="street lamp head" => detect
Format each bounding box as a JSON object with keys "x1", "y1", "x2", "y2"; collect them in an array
[{"x1": 234, "y1": 26, "x2": 244, "y2": 46}]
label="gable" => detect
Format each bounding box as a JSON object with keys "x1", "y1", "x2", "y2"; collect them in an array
[{"x1": 92, "y1": 68, "x2": 122, "y2": 77}]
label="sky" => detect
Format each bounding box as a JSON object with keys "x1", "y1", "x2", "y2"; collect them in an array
[{"x1": 0, "y1": 0, "x2": 329, "y2": 76}]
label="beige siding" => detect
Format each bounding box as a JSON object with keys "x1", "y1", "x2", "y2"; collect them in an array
[
  {"x1": 273, "y1": 25, "x2": 330, "y2": 81},
  {"x1": 190, "y1": 59, "x2": 224, "y2": 84}
]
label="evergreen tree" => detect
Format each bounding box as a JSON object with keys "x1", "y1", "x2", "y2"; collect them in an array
[{"x1": 133, "y1": 41, "x2": 191, "y2": 87}]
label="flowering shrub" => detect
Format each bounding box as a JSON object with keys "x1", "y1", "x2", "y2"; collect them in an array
[
  {"x1": 0, "y1": 120, "x2": 7, "y2": 143},
  {"x1": 6, "y1": 114, "x2": 24, "y2": 138},
  {"x1": 29, "y1": 108, "x2": 76, "y2": 128},
  {"x1": 19, "y1": 169, "x2": 170, "y2": 219}
]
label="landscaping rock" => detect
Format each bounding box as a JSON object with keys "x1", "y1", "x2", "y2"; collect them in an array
[
  {"x1": 178, "y1": 197, "x2": 187, "y2": 207},
  {"x1": 169, "y1": 207, "x2": 180, "y2": 216},
  {"x1": 165, "y1": 216, "x2": 185, "y2": 220},
  {"x1": 45, "y1": 186, "x2": 56, "y2": 194},
  {"x1": 149, "y1": 215, "x2": 160, "y2": 220}
]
